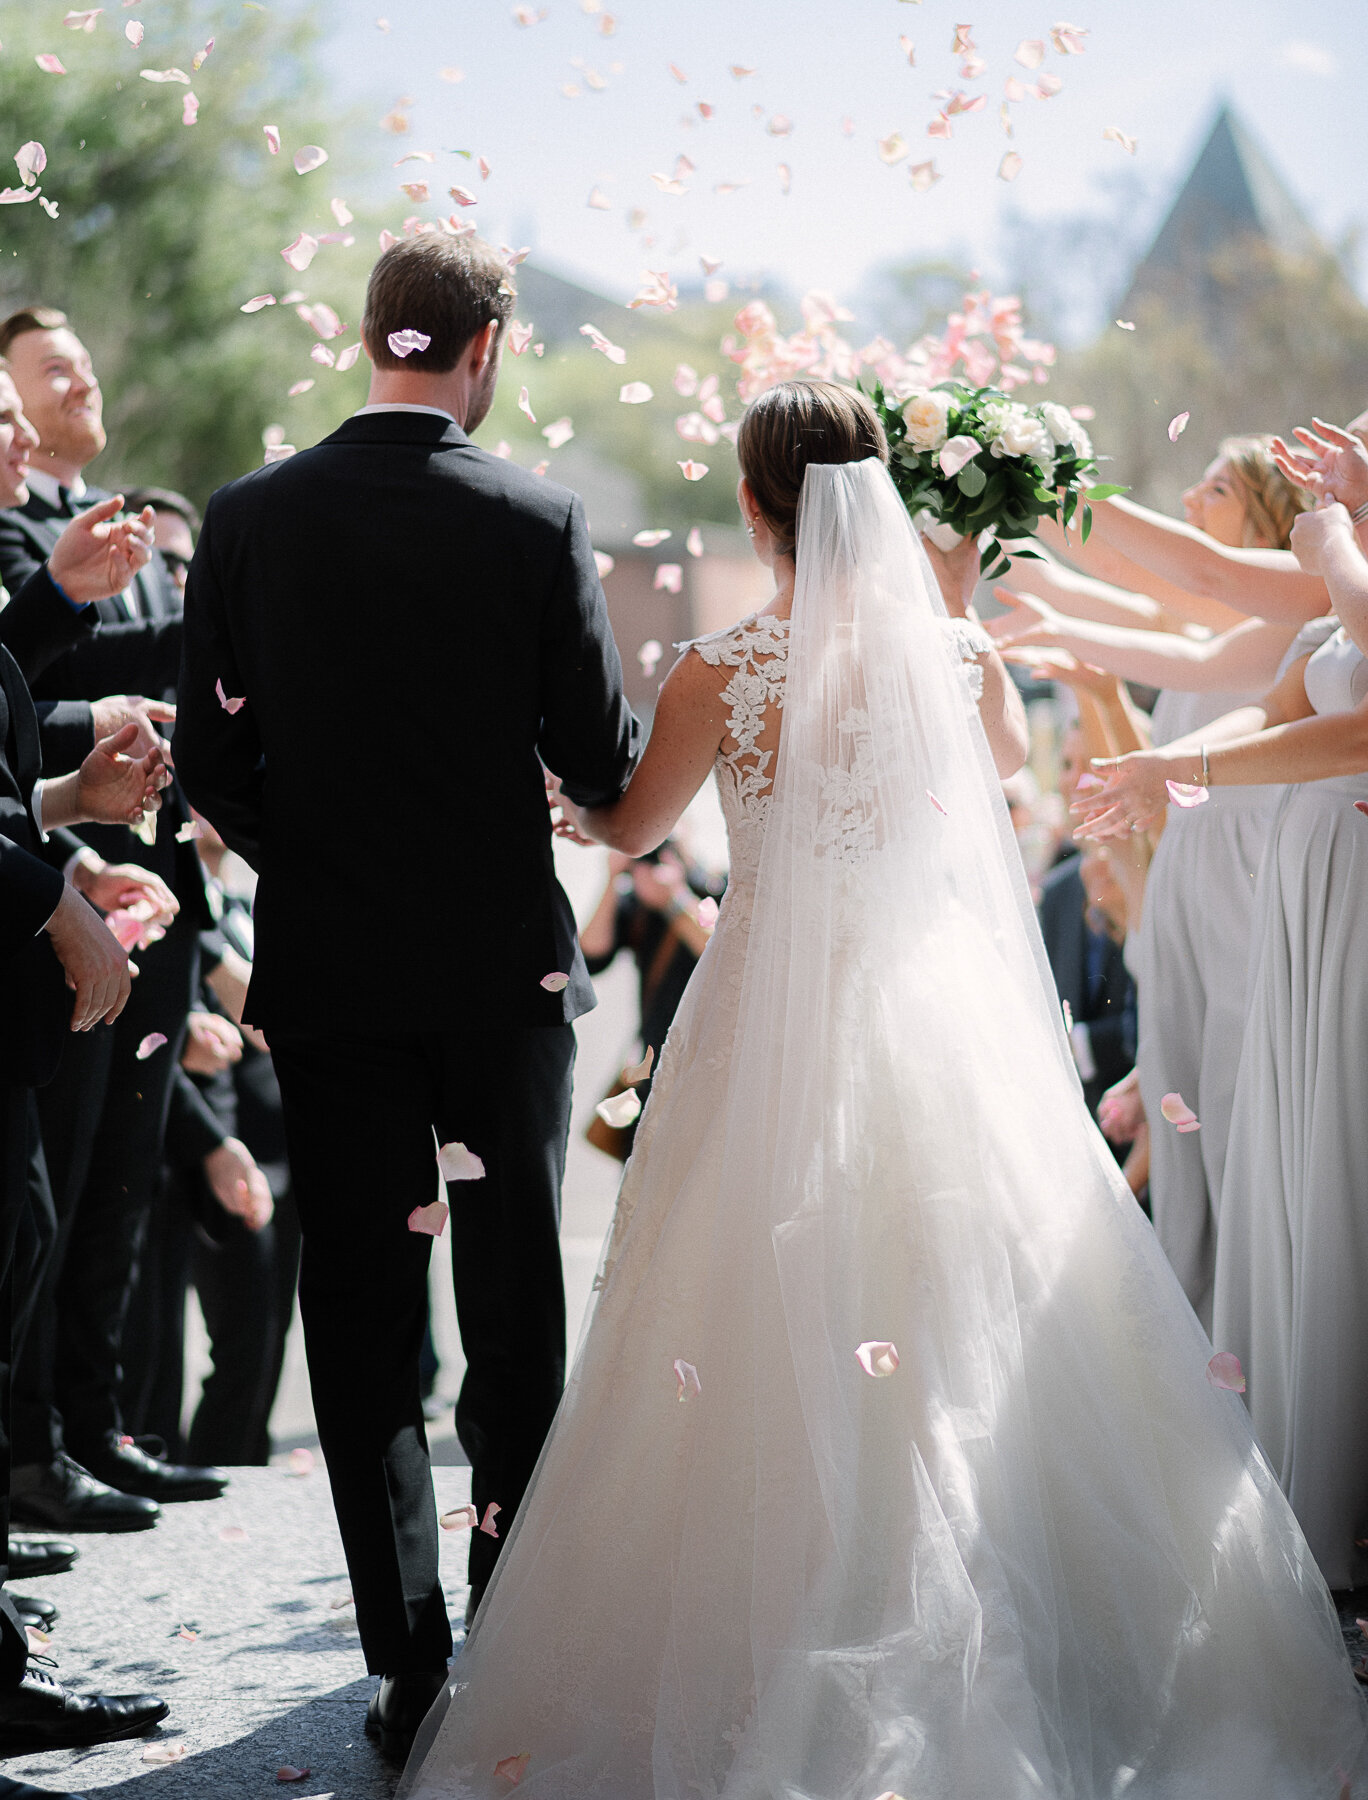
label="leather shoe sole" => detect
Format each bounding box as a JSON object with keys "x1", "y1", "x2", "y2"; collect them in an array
[{"x1": 0, "y1": 1694, "x2": 168, "y2": 1758}]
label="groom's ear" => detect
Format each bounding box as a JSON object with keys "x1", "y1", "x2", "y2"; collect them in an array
[{"x1": 470, "y1": 318, "x2": 500, "y2": 370}]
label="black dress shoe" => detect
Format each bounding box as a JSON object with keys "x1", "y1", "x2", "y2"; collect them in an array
[
  {"x1": 0, "y1": 1661, "x2": 168, "y2": 1756},
  {"x1": 71, "y1": 1435, "x2": 227, "y2": 1505},
  {"x1": 363, "y1": 1668, "x2": 448, "y2": 1761},
  {"x1": 10, "y1": 1455, "x2": 159, "y2": 1534},
  {"x1": 10, "y1": 1598, "x2": 57, "y2": 1633},
  {"x1": 6, "y1": 1541, "x2": 77, "y2": 1581}
]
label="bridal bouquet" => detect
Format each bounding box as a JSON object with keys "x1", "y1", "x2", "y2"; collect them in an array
[{"x1": 867, "y1": 381, "x2": 1122, "y2": 580}]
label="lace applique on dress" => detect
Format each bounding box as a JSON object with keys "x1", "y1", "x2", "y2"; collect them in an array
[{"x1": 942, "y1": 616, "x2": 994, "y2": 703}]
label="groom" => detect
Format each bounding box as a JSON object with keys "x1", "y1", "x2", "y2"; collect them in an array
[{"x1": 175, "y1": 234, "x2": 640, "y2": 1751}]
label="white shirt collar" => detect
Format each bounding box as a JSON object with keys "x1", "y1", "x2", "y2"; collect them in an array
[
  {"x1": 25, "y1": 468, "x2": 87, "y2": 509},
  {"x1": 353, "y1": 403, "x2": 458, "y2": 425}
]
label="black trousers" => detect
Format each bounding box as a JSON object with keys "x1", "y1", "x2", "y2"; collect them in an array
[
  {"x1": 14, "y1": 925, "x2": 198, "y2": 1465},
  {"x1": 270, "y1": 1022, "x2": 575, "y2": 1675}
]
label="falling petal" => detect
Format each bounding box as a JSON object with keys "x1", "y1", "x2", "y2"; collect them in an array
[
  {"x1": 927, "y1": 114, "x2": 952, "y2": 139},
  {"x1": 926, "y1": 790, "x2": 949, "y2": 816},
  {"x1": 673, "y1": 1358, "x2": 702, "y2": 1401},
  {"x1": 729, "y1": 64, "x2": 755, "y2": 78},
  {"x1": 142, "y1": 1743, "x2": 187, "y2": 1764},
  {"x1": 668, "y1": 62, "x2": 688, "y2": 82},
  {"x1": 1165, "y1": 780, "x2": 1208, "y2": 808},
  {"x1": 449, "y1": 184, "x2": 478, "y2": 206},
  {"x1": 264, "y1": 125, "x2": 281, "y2": 154},
  {"x1": 479, "y1": 1502, "x2": 501, "y2": 1538},
  {"x1": 877, "y1": 132, "x2": 908, "y2": 166},
  {"x1": 677, "y1": 460, "x2": 708, "y2": 481},
  {"x1": 35, "y1": 55, "x2": 69, "y2": 75},
  {"x1": 176, "y1": 1625, "x2": 198, "y2": 1641},
  {"x1": 440, "y1": 66, "x2": 464, "y2": 81},
  {"x1": 1207, "y1": 1351, "x2": 1246, "y2": 1393},
  {"x1": 387, "y1": 329, "x2": 431, "y2": 358},
  {"x1": 623, "y1": 1046, "x2": 655, "y2": 1085},
  {"x1": 440, "y1": 1505, "x2": 479, "y2": 1531},
  {"x1": 175, "y1": 819, "x2": 204, "y2": 843},
  {"x1": 14, "y1": 143, "x2": 46, "y2": 186},
  {"x1": 494, "y1": 1753, "x2": 531, "y2": 1787},
  {"x1": 25, "y1": 1627, "x2": 50, "y2": 1653},
  {"x1": 1034, "y1": 72, "x2": 1063, "y2": 97},
  {"x1": 1167, "y1": 411, "x2": 1190, "y2": 442},
  {"x1": 1051, "y1": 21, "x2": 1089, "y2": 53},
  {"x1": 437, "y1": 1140, "x2": 486, "y2": 1182},
  {"x1": 512, "y1": 3, "x2": 546, "y2": 20},
  {"x1": 587, "y1": 185, "x2": 611, "y2": 209},
  {"x1": 330, "y1": 197, "x2": 353, "y2": 227},
  {"x1": 136, "y1": 1032, "x2": 168, "y2": 1060},
  {"x1": 280, "y1": 233, "x2": 319, "y2": 272},
  {"x1": 407, "y1": 1201, "x2": 450, "y2": 1237},
  {"x1": 287, "y1": 380, "x2": 315, "y2": 398},
  {"x1": 898, "y1": 34, "x2": 915, "y2": 63},
  {"x1": 288, "y1": 1447, "x2": 315, "y2": 1476},
  {"x1": 517, "y1": 386, "x2": 536, "y2": 424},
  {"x1": 124, "y1": 19, "x2": 143, "y2": 43},
  {"x1": 998, "y1": 151, "x2": 1022, "y2": 181},
  {"x1": 478, "y1": 156, "x2": 492, "y2": 179},
  {"x1": 216, "y1": 678, "x2": 246, "y2": 714},
  {"x1": 908, "y1": 160, "x2": 941, "y2": 191},
  {"x1": 596, "y1": 1089, "x2": 642, "y2": 1128},
  {"x1": 637, "y1": 639, "x2": 663, "y2": 676},
  {"x1": 507, "y1": 321, "x2": 534, "y2": 355},
  {"x1": 619, "y1": 381, "x2": 653, "y2": 404},
  {"x1": 1115, "y1": 319, "x2": 1136, "y2": 330},
  {"x1": 219, "y1": 1524, "x2": 248, "y2": 1542},
  {"x1": 182, "y1": 92, "x2": 199, "y2": 125},
  {"x1": 633, "y1": 529, "x2": 671, "y2": 547},
  {"x1": 1159, "y1": 1091, "x2": 1201, "y2": 1133},
  {"x1": 856, "y1": 1340, "x2": 901, "y2": 1377},
  {"x1": 140, "y1": 66, "x2": 190, "y2": 82},
  {"x1": 64, "y1": 8, "x2": 104, "y2": 29},
  {"x1": 539, "y1": 971, "x2": 569, "y2": 992},
  {"x1": 653, "y1": 564, "x2": 683, "y2": 594},
  {"x1": 686, "y1": 526, "x2": 705, "y2": 557},
  {"x1": 593, "y1": 551, "x2": 615, "y2": 577},
  {"x1": 191, "y1": 37, "x2": 214, "y2": 69},
  {"x1": 542, "y1": 417, "x2": 574, "y2": 449},
  {"x1": 1103, "y1": 125, "x2": 1137, "y2": 155},
  {"x1": 1015, "y1": 38, "x2": 1045, "y2": 68},
  {"x1": 293, "y1": 145, "x2": 329, "y2": 174},
  {"x1": 276, "y1": 1769, "x2": 311, "y2": 1784}
]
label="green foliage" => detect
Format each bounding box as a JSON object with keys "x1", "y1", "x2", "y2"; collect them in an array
[{"x1": 0, "y1": 0, "x2": 374, "y2": 506}]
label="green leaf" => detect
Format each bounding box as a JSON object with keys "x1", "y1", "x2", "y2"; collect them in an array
[
  {"x1": 1081, "y1": 503, "x2": 1094, "y2": 544},
  {"x1": 956, "y1": 460, "x2": 987, "y2": 498},
  {"x1": 1083, "y1": 483, "x2": 1128, "y2": 502}
]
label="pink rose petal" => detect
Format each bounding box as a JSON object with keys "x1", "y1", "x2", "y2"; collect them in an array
[
  {"x1": 619, "y1": 381, "x2": 653, "y2": 404},
  {"x1": 64, "y1": 9, "x2": 104, "y2": 30},
  {"x1": 440, "y1": 1504, "x2": 479, "y2": 1531},
  {"x1": 280, "y1": 233, "x2": 319, "y2": 272},
  {"x1": 1165, "y1": 780, "x2": 1208, "y2": 808},
  {"x1": 877, "y1": 132, "x2": 908, "y2": 166},
  {"x1": 542, "y1": 416, "x2": 574, "y2": 449},
  {"x1": 479, "y1": 1502, "x2": 501, "y2": 1538},
  {"x1": 1159, "y1": 1091, "x2": 1201, "y2": 1133},
  {"x1": 586, "y1": 185, "x2": 611, "y2": 209},
  {"x1": 218, "y1": 1524, "x2": 248, "y2": 1542},
  {"x1": 909, "y1": 159, "x2": 942, "y2": 192},
  {"x1": 387, "y1": 328, "x2": 430, "y2": 358},
  {"x1": 593, "y1": 551, "x2": 615, "y2": 578},
  {"x1": 136, "y1": 1033, "x2": 168, "y2": 1061},
  {"x1": 518, "y1": 386, "x2": 536, "y2": 424},
  {"x1": 175, "y1": 819, "x2": 204, "y2": 843},
  {"x1": 855, "y1": 1340, "x2": 900, "y2": 1377},
  {"x1": 287, "y1": 380, "x2": 314, "y2": 398},
  {"x1": 1035, "y1": 73, "x2": 1063, "y2": 98},
  {"x1": 494, "y1": 1753, "x2": 531, "y2": 1787},
  {"x1": 579, "y1": 323, "x2": 626, "y2": 363},
  {"x1": 124, "y1": 19, "x2": 143, "y2": 44},
  {"x1": 191, "y1": 37, "x2": 214, "y2": 70},
  {"x1": 998, "y1": 151, "x2": 1023, "y2": 182},
  {"x1": 182, "y1": 92, "x2": 199, "y2": 126},
  {"x1": 140, "y1": 66, "x2": 190, "y2": 82},
  {"x1": 653, "y1": 563, "x2": 683, "y2": 594},
  {"x1": 14, "y1": 143, "x2": 46, "y2": 186},
  {"x1": 288, "y1": 1447, "x2": 315, "y2": 1476},
  {"x1": 673, "y1": 1358, "x2": 702, "y2": 1402},
  {"x1": 407, "y1": 1201, "x2": 450, "y2": 1237},
  {"x1": 595, "y1": 1089, "x2": 641, "y2": 1129},
  {"x1": 142, "y1": 1742, "x2": 186, "y2": 1764},
  {"x1": 335, "y1": 343, "x2": 363, "y2": 372},
  {"x1": 539, "y1": 971, "x2": 569, "y2": 992},
  {"x1": 638, "y1": 639, "x2": 663, "y2": 675},
  {"x1": 633, "y1": 529, "x2": 671, "y2": 547},
  {"x1": 1116, "y1": 319, "x2": 1136, "y2": 330},
  {"x1": 0, "y1": 187, "x2": 43, "y2": 209},
  {"x1": 622, "y1": 1046, "x2": 655, "y2": 1086},
  {"x1": 176, "y1": 1624, "x2": 198, "y2": 1641},
  {"x1": 938, "y1": 435, "x2": 980, "y2": 478},
  {"x1": 1167, "y1": 411, "x2": 1190, "y2": 442},
  {"x1": 436, "y1": 1140, "x2": 486, "y2": 1182},
  {"x1": 677, "y1": 460, "x2": 708, "y2": 481},
  {"x1": 1103, "y1": 125, "x2": 1137, "y2": 155},
  {"x1": 329, "y1": 1591, "x2": 354, "y2": 1607},
  {"x1": 685, "y1": 527, "x2": 705, "y2": 558},
  {"x1": 264, "y1": 125, "x2": 281, "y2": 154},
  {"x1": 1052, "y1": 22, "x2": 1089, "y2": 54},
  {"x1": 1015, "y1": 38, "x2": 1045, "y2": 68},
  {"x1": 1207, "y1": 1351, "x2": 1246, "y2": 1393},
  {"x1": 216, "y1": 678, "x2": 246, "y2": 714},
  {"x1": 696, "y1": 896, "x2": 719, "y2": 931},
  {"x1": 926, "y1": 790, "x2": 948, "y2": 816},
  {"x1": 276, "y1": 1768, "x2": 311, "y2": 1783},
  {"x1": 240, "y1": 294, "x2": 275, "y2": 314}
]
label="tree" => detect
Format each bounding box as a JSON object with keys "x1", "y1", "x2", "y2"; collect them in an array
[{"x1": 0, "y1": 0, "x2": 374, "y2": 505}]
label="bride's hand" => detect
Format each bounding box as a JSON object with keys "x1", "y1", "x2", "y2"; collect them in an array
[
  {"x1": 546, "y1": 772, "x2": 596, "y2": 847},
  {"x1": 920, "y1": 532, "x2": 981, "y2": 618},
  {"x1": 1069, "y1": 751, "x2": 1172, "y2": 841}
]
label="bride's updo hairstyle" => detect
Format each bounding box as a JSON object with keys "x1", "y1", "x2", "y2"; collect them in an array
[{"x1": 738, "y1": 381, "x2": 888, "y2": 560}]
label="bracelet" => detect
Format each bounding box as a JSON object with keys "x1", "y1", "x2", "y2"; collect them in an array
[
  {"x1": 1199, "y1": 743, "x2": 1211, "y2": 788},
  {"x1": 1352, "y1": 500, "x2": 1368, "y2": 527}
]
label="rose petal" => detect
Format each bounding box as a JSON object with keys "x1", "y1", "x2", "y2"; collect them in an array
[
  {"x1": 64, "y1": 9, "x2": 104, "y2": 30},
  {"x1": 926, "y1": 791, "x2": 949, "y2": 816},
  {"x1": 440, "y1": 1504, "x2": 478, "y2": 1531},
  {"x1": 730, "y1": 64, "x2": 755, "y2": 77},
  {"x1": 280, "y1": 232, "x2": 319, "y2": 272},
  {"x1": 436, "y1": 1140, "x2": 486, "y2": 1182},
  {"x1": 479, "y1": 1502, "x2": 501, "y2": 1538},
  {"x1": 191, "y1": 37, "x2": 214, "y2": 70},
  {"x1": 696, "y1": 896, "x2": 719, "y2": 930},
  {"x1": 1167, "y1": 410, "x2": 1190, "y2": 442},
  {"x1": 938, "y1": 435, "x2": 980, "y2": 478},
  {"x1": 653, "y1": 563, "x2": 682, "y2": 594},
  {"x1": 1035, "y1": 73, "x2": 1063, "y2": 98},
  {"x1": 1103, "y1": 125, "x2": 1137, "y2": 155},
  {"x1": 594, "y1": 551, "x2": 615, "y2": 578},
  {"x1": 175, "y1": 820, "x2": 204, "y2": 843},
  {"x1": 176, "y1": 1624, "x2": 198, "y2": 1641},
  {"x1": 595, "y1": 1089, "x2": 641, "y2": 1129},
  {"x1": 633, "y1": 529, "x2": 671, "y2": 547},
  {"x1": 287, "y1": 380, "x2": 314, "y2": 398},
  {"x1": 677, "y1": 460, "x2": 708, "y2": 481},
  {"x1": 26, "y1": 1626, "x2": 50, "y2": 1652},
  {"x1": 586, "y1": 185, "x2": 611, "y2": 209},
  {"x1": 1165, "y1": 780, "x2": 1208, "y2": 808},
  {"x1": 264, "y1": 125, "x2": 281, "y2": 154},
  {"x1": 542, "y1": 416, "x2": 574, "y2": 449},
  {"x1": 142, "y1": 1742, "x2": 187, "y2": 1764},
  {"x1": 673, "y1": 1358, "x2": 702, "y2": 1401},
  {"x1": 35, "y1": 55, "x2": 69, "y2": 75},
  {"x1": 539, "y1": 971, "x2": 569, "y2": 992},
  {"x1": 909, "y1": 160, "x2": 942, "y2": 192},
  {"x1": 288, "y1": 1447, "x2": 315, "y2": 1476},
  {"x1": 1207, "y1": 1351, "x2": 1246, "y2": 1393},
  {"x1": 579, "y1": 323, "x2": 626, "y2": 363},
  {"x1": 216, "y1": 678, "x2": 246, "y2": 714},
  {"x1": 619, "y1": 381, "x2": 653, "y2": 404},
  {"x1": 877, "y1": 132, "x2": 907, "y2": 166},
  {"x1": 494, "y1": 1753, "x2": 531, "y2": 1787},
  {"x1": 637, "y1": 639, "x2": 663, "y2": 675},
  {"x1": 998, "y1": 151, "x2": 1023, "y2": 182},
  {"x1": 518, "y1": 386, "x2": 536, "y2": 424},
  {"x1": 622, "y1": 1046, "x2": 655, "y2": 1086},
  {"x1": 14, "y1": 142, "x2": 46, "y2": 186},
  {"x1": 1052, "y1": 22, "x2": 1089, "y2": 54},
  {"x1": 124, "y1": 20, "x2": 143, "y2": 45},
  {"x1": 407, "y1": 1200, "x2": 449, "y2": 1237},
  {"x1": 685, "y1": 526, "x2": 705, "y2": 558},
  {"x1": 218, "y1": 1524, "x2": 248, "y2": 1542},
  {"x1": 1015, "y1": 38, "x2": 1045, "y2": 68},
  {"x1": 1115, "y1": 319, "x2": 1136, "y2": 330},
  {"x1": 140, "y1": 66, "x2": 190, "y2": 82},
  {"x1": 136, "y1": 1033, "x2": 167, "y2": 1061},
  {"x1": 1159, "y1": 1091, "x2": 1201, "y2": 1131},
  {"x1": 0, "y1": 186, "x2": 41, "y2": 206},
  {"x1": 292, "y1": 145, "x2": 328, "y2": 175},
  {"x1": 855, "y1": 1339, "x2": 900, "y2": 1377},
  {"x1": 276, "y1": 1768, "x2": 311, "y2": 1783},
  {"x1": 240, "y1": 294, "x2": 276, "y2": 313}
]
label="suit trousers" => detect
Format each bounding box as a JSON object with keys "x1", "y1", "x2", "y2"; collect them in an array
[
  {"x1": 269, "y1": 1021, "x2": 575, "y2": 1675},
  {"x1": 14, "y1": 923, "x2": 199, "y2": 1465}
]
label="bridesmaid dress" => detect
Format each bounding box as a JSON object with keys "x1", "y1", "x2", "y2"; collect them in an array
[{"x1": 1214, "y1": 619, "x2": 1368, "y2": 1590}]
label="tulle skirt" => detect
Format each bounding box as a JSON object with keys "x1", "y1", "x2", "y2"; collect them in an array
[{"x1": 398, "y1": 878, "x2": 1368, "y2": 1800}]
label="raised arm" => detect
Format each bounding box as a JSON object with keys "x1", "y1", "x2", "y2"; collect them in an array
[
  {"x1": 1286, "y1": 506, "x2": 1368, "y2": 659},
  {"x1": 921, "y1": 534, "x2": 1029, "y2": 778},
  {"x1": 1031, "y1": 519, "x2": 1248, "y2": 632}
]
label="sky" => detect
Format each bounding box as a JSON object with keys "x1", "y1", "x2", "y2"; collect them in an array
[{"x1": 318, "y1": 0, "x2": 1368, "y2": 332}]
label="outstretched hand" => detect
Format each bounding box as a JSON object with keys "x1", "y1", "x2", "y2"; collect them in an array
[
  {"x1": 48, "y1": 498, "x2": 155, "y2": 605},
  {"x1": 987, "y1": 584, "x2": 1061, "y2": 646},
  {"x1": 1069, "y1": 752, "x2": 1172, "y2": 841},
  {"x1": 1271, "y1": 420, "x2": 1368, "y2": 517},
  {"x1": 90, "y1": 694, "x2": 176, "y2": 763},
  {"x1": 75, "y1": 722, "x2": 171, "y2": 827}
]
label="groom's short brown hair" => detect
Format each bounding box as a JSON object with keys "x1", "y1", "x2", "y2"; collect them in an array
[{"x1": 361, "y1": 234, "x2": 515, "y2": 373}]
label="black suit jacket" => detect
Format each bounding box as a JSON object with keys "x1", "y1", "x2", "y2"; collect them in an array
[
  {"x1": 1037, "y1": 853, "x2": 1137, "y2": 1116},
  {"x1": 0, "y1": 647, "x2": 69, "y2": 1089},
  {"x1": 174, "y1": 410, "x2": 642, "y2": 1032},
  {"x1": 0, "y1": 491, "x2": 210, "y2": 929}
]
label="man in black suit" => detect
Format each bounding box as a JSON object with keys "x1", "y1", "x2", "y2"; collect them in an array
[
  {"x1": 0, "y1": 315, "x2": 225, "y2": 1530},
  {"x1": 176, "y1": 233, "x2": 641, "y2": 1755},
  {"x1": 1037, "y1": 844, "x2": 1137, "y2": 1133}
]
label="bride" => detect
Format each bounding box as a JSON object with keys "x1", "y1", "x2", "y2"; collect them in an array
[{"x1": 399, "y1": 381, "x2": 1367, "y2": 1798}]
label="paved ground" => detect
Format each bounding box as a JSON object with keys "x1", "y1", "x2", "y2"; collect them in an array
[{"x1": 6, "y1": 1464, "x2": 471, "y2": 1798}]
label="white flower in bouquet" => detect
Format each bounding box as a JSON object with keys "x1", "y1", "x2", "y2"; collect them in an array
[
  {"x1": 901, "y1": 389, "x2": 953, "y2": 452},
  {"x1": 1039, "y1": 402, "x2": 1077, "y2": 446},
  {"x1": 1068, "y1": 419, "x2": 1094, "y2": 460},
  {"x1": 986, "y1": 402, "x2": 1055, "y2": 473}
]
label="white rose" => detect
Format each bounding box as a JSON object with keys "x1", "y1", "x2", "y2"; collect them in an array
[
  {"x1": 901, "y1": 389, "x2": 953, "y2": 453},
  {"x1": 1069, "y1": 421, "x2": 1094, "y2": 460},
  {"x1": 1040, "y1": 402, "x2": 1076, "y2": 446},
  {"x1": 992, "y1": 410, "x2": 1054, "y2": 468}
]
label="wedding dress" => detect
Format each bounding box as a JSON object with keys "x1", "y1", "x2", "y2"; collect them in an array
[{"x1": 400, "y1": 462, "x2": 1367, "y2": 1799}]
